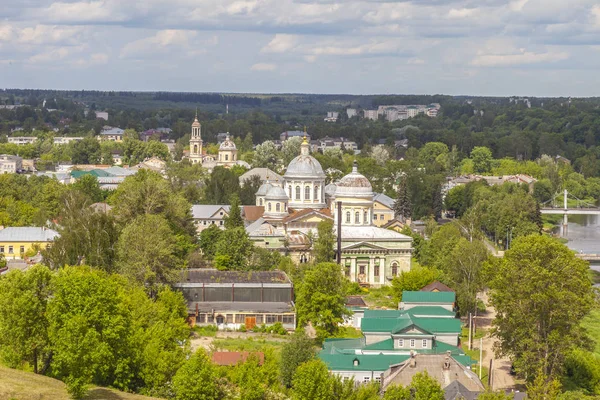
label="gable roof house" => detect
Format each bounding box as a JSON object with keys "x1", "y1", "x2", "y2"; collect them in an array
[
  {"x1": 191, "y1": 205, "x2": 231, "y2": 233},
  {"x1": 400, "y1": 291, "x2": 456, "y2": 312},
  {"x1": 318, "y1": 292, "x2": 476, "y2": 391}
]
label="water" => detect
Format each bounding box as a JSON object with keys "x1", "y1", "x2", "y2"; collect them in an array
[{"x1": 556, "y1": 215, "x2": 600, "y2": 271}]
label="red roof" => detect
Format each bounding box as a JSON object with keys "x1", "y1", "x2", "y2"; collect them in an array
[
  {"x1": 420, "y1": 281, "x2": 454, "y2": 293},
  {"x1": 211, "y1": 351, "x2": 264, "y2": 366}
]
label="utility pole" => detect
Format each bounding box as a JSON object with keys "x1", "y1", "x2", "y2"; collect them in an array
[
  {"x1": 468, "y1": 313, "x2": 472, "y2": 350},
  {"x1": 337, "y1": 201, "x2": 342, "y2": 264},
  {"x1": 479, "y1": 338, "x2": 483, "y2": 379}
]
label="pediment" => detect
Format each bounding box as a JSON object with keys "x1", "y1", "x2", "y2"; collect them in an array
[
  {"x1": 342, "y1": 241, "x2": 389, "y2": 251},
  {"x1": 393, "y1": 325, "x2": 431, "y2": 335}
]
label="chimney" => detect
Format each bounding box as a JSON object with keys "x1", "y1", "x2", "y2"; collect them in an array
[{"x1": 409, "y1": 350, "x2": 416, "y2": 368}]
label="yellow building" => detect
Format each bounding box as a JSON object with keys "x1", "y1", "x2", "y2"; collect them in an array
[
  {"x1": 0, "y1": 227, "x2": 59, "y2": 259},
  {"x1": 372, "y1": 193, "x2": 395, "y2": 227}
]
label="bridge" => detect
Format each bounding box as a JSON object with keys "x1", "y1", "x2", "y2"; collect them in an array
[
  {"x1": 576, "y1": 254, "x2": 600, "y2": 262},
  {"x1": 540, "y1": 190, "x2": 600, "y2": 233}
]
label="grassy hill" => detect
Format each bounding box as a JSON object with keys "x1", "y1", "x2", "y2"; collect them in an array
[{"x1": 0, "y1": 365, "x2": 161, "y2": 400}]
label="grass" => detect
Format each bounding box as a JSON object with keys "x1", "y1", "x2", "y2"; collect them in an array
[
  {"x1": 333, "y1": 326, "x2": 363, "y2": 339},
  {"x1": 362, "y1": 286, "x2": 397, "y2": 309},
  {"x1": 589, "y1": 269, "x2": 600, "y2": 285},
  {"x1": 0, "y1": 365, "x2": 160, "y2": 400},
  {"x1": 211, "y1": 336, "x2": 289, "y2": 352},
  {"x1": 461, "y1": 326, "x2": 487, "y2": 341},
  {"x1": 582, "y1": 308, "x2": 600, "y2": 357},
  {"x1": 192, "y1": 325, "x2": 218, "y2": 337}
]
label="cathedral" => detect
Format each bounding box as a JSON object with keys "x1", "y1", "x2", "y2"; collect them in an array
[{"x1": 247, "y1": 137, "x2": 413, "y2": 287}]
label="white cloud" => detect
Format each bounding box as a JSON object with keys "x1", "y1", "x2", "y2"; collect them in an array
[
  {"x1": 251, "y1": 62, "x2": 277, "y2": 71},
  {"x1": 28, "y1": 47, "x2": 71, "y2": 63},
  {"x1": 408, "y1": 58, "x2": 425, "y2": 65},
  {"x1": 471, "y1": 48, "x2": 569, "y2": 66},
  {"x1": 120, "y1": 30, "x2": 198, "y2": 58},
  {"x1": 448, "y1": 8, "x2": 477, "y2": 18},
  {"x1": 261, "y1": 34, "x2": 298, "y2": 53},
  {"x1": 40, "y1": 1, "x2": 124, "y2": 23}
]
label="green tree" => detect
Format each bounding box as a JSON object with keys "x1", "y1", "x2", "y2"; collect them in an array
[
  {"x1": 490, "y1": 235, "x2": 594, "y2": 381},
  {"x1": 282, "y1": 136, "x2": 303, "y2": 164},
  {"x1": 71, "y1": 137, "x2": 101, "y2": 164},
  {"x1": 447, "y1": 238, "x2": 488, "y2": 316},
  {"x1": 564, "y1": 349, "x2": 600, "y2": 395},
  {"x1": 203, "y1": 166, "x2": 241, "y2": 204},
  {"x1": 296, "y1": 262, "x2": 348, "y2": 340},
  {"x1": 214, "y1": 227, "x2": 254, "y2": 270},
  {"x1": 48, "y1": 267, "x2": 132, "y2": 399},
  {"x1": 172, "y1": 349, "x2": 223, "y2": 400},
  {"x1": 476, "y1": 390, "x2": 516, "y2": 400},
  {"x1": 383, "y1": 384, "x2": 411, "y2": 400},
  {"x1": 0, "y1": 265, "x2": 52, "y2": 373},
  {"x1": 253, "y1": 140, "x2": 279, "y2": 170},
  {"x1": 391, "y1": 265, "x2": 442, "y2": 303},
  {"x1": 280, "y1": 332, "x2": 316, "y2": 387},
  {"x1": 314, "y1": 220, "x2": 336, "y2": 263},
  {"x1": 471, "y1": 146, "x2": 493, "y2": 174},
  {"x1": 394, "y1": 175, "x2": 412, "y2": 220},
  {"x1": 224, "y1": 194, "x2": 244, "y2": 229},
  {"x1": 291, "y1": 359, "x2": 333, "y2": 400},
  {"x1": 410, "y1": 371, "x2": 444, "y2": 400},
  {"x1": 117, "y1": 214, "x2": 182, "y2": 293},
  {"x1": 71, "y1": 174, "x2": 104, "y2": 203},
  {"x1": 199, "y1": 224, "x2": 223, "y2": 260},
  {"x1": 44, "y1": 191, "x2": 118, "y2": 272}
]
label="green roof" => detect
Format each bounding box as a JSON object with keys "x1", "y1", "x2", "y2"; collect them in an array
[
  {"x1": 362, "y1": 314, "x2": 413, "y2": 333},
  {"x1": 402, "y1": 291, "x2": 455, "y2": 304},
  {"x1": 412, "y1": 318, "x2": 462, "y2": 334},
  {"x1": 319, "y1": 352, "x2": 409, "y2": 372},
  {"x1": 363, "y1": 309, "x2": 403, "y2": 319},
  {"x1": 452, "y1": 355, "x2": 477, "y2": 367},
  {"x1": 407, "y1": 306, "x2": 456, "y2": 317},
  {"x1": 71, "y1": 169, "x2": 112, "y2": 179},
  {"x1": 363, "y1": 338, "x2": 395, "y2": 351}
]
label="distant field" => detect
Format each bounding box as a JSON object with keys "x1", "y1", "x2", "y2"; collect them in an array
[
  {"x1": 582, "y1": 308, "x2": 600, "y2": 356},
  {"x1": 0, "y1": 365, "x2": 161, "y2": 400}
]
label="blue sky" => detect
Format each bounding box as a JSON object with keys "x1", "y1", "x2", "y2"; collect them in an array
[{"x1": 1, "y1": 0, "x2": 600, "y2": 96}]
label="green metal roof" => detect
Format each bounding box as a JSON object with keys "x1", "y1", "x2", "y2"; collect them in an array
[
  {"x1": 319, "y1": 352, "x2": 409, "y2": 371},
  {"x1": 71, "y1": 169, "x2": 112, "y2": 179},
  {"x1": 363, "y1": 309, "x2": 403, "y2": 319},
  {"x1": 361, "y1": 314, "x2": 412, "y2": 333},
  {"x1": 402, "y1": 291, "x2": 456, "y2": 304},
  {"x1": 407, "y1": 306, "x2": 456, "y2": 317},
  {"x1": 413, "y1": 318, "x2": 462, "y2": 334},
  {"x1": 362, "y1": 338, "x2": 395, "y2": 351}
]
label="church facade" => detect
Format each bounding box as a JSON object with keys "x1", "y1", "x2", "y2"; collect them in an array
[{"x1": 247, "y1": 137, "x2": 412, "y2": 287}]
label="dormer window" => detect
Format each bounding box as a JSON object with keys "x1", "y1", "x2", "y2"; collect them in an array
[{"x1": 353, "y1": 358, "x2": 359, "y2": 366}]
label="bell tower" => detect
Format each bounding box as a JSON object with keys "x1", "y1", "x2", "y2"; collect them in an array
[{"x1": 189, "y1": 110, "x2": 203, "y2": 164}]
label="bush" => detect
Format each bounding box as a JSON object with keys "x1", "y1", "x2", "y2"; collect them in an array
[
  {"x1": 564, "y1": 349, "x2": 600, "y2": 394},
  {"x1": 239, "y1": 324, "x2": 247, "y2": 332}
]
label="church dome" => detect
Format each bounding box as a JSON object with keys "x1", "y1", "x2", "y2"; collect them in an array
[
  {"x1": 284, "y1": 138, "x2": 325, "y2": 179},
  {"x1": 192, "y1": 116, "x2": 200, "y2": 127},
  {"x1": 256, "y1": 182, "x2": 273, "y2": 196},
  {"x1": 265, "y1": 185, "x2": 288, "y2": 200},
  {"x1": 219, "y1": 134, "x2": 236, "y2": 151},
  {"x1": 334, "y1": 161, "x2": 373, "y2": 197},
  {"x1": 325, "y1": 183, "x2": 337, "y2": 197}
]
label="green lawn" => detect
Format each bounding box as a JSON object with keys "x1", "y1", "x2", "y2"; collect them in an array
[
  {"x1": 211, "y1": 336, "x2": 289, "y2": 352},
  {"x1": 582, "y1": 308, "x2": 600, "y2": 356},
  {"x1": 362, "y1": 287, "x2": 397, "y2": 309}
]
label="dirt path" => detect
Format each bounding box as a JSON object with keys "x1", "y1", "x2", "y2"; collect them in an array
[
  {"x1": 189, "y1": 331, "x2": 289, "y2": 352},
  {"x1": 477, "y1": 291, "x2": 516, "y2": 391}
]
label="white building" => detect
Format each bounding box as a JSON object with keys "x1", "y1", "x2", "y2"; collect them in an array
[
  {"x1": 324, "y1": 111, "x2": 339, "y2": 122},
  {"x1": 347, "y1": 108, "x2": 357, "y2": 118},
  {"x1": 363, "y1": 110, "x2": 378, "y2": 120},
  {"x1": 96, "y1": 111, "x2": 109, "y2": 121},
  {"x1": 53, "y1": 137, "x2": 84, "y2": 145},
  {"x1": 0, "y1": 154, "x2": 23, "y2": 174},
  {"x1": 7, "y1": 137, "x2": 37, "y2": 145}
]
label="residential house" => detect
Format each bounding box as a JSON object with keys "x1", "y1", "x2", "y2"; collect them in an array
[
  {"x1": 95, "y1": 111, "x2": 109, "y2": 121},
  {"x1": 174, "y1": 269, "x2": 296, "y2": 330},
  {"x1": 136, "y1": 157, "x2": 167, "y2": 173},
  {"x1": 97, "y1": 127, "x2": 124, "y2": 142},
  {"x1": 280, "y1": 130, "x2": 309, "y2": 141},
  {"x1": 319, "y1": 302, "x2": 477, "y2": 389},
  {"x1": 372, "y1": 193, "x2": 395, "y2": 227},
  {"x1": 7, "y1": 136, "x2": 37, "y2": 145},
  {"x1": 111, "y1": 150, "x2": 123, "y2": 166},
  {"x1": 0, "y1": 227, "x2": 59, "y2": 259},
  {"x1": 400, "y1": 291, "x2": 456, "y2": 313},
  {"x1": 140, "y1": 128, "x2": 171, "y2": 142},
  {"x1": 347, "y1": 108, "x2": 357, "y2": 118},
  {"x1": 420, "y1": 281, "x2": 454, "y2": 293},
  {"x1": 191, "y1": 205, "x2": 231, "y2": 232},
  {"x1": 363, "y1": 110, "x2": 378, "y2": 120},
  {"x1": 0, "y1": 154, "x2": 23, "y2": 174}
]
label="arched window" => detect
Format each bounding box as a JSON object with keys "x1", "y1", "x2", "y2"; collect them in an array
[
  {"x1": 276, "y1": 203, "x2": 281, "y2": 212},
  {"x1": 346, "y1": 211, "x2": 351, "y2": 223},
  {"x1": 288, "y1": 185, "x2": 292, "y2": 198},
  {"x1": 225, "y1": 154, "x2": 229, "y2": 161},
  {"x1": 355, "y1": 211, "x2": 360, "y2": 224},
  {"x1": 391, "y1": 263, "x2": 398, "y2": 277},
  {"x1": 193, "y1": 144, "x2": 198, "y2": 154},
  {"x1": 259, "y1": 198, "x2": 263, "y2": 206},
  {"x1": 268, "y1": 202, "x2": 272, "y2": 212},
  {"x1": 295, "y1": 186, "x2": 301, "y2": 200},
  {"x1": 305, "y1": 186, "x2": 311, "y2": 200},
  {"x1": 314, "y1": 186, "x2": 318, "y2": 201},
  {"x1": 364, "y1": 211, "x2": 368, "y2": 224}
]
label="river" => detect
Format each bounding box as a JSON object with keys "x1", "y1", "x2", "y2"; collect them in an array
[{"x1": 557, "y1": 215, "x2": 600, "y2": 270}]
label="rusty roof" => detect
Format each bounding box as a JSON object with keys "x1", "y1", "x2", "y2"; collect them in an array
[{"x1": 211, "y1": 351, "x2": 264, "y2": 366}]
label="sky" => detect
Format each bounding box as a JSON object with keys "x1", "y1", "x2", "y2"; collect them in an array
[{"x1": 1, "y1": 0, "x2": 600, "y2": 96}]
